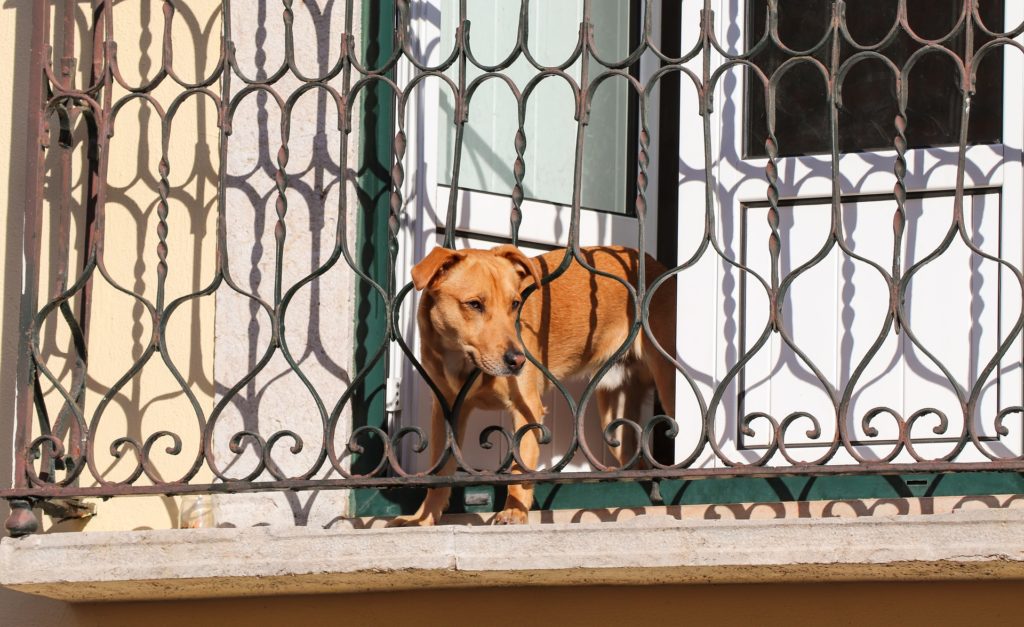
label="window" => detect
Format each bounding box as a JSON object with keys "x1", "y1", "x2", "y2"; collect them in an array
[
  {"x1": 437, "y1": 0, "x2": 639, "y2": 214},
  {"x1": 744, "y1": 0, "x2": 1004, "y2": 158}
]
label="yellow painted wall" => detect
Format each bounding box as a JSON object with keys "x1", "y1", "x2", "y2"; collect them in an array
[
  {"x1": 1, "y1": 1, "x2": 221, "y2": 533},
  {"x1": 1, "y1": 582, "x2": 1023, "y2": 627},
  {"x1": 3, "y1": 0, "x2": 362, "y2": 536}
]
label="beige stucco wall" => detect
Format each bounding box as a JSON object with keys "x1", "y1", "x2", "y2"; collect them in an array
[{"x1": 210, "y1": 1, "x2": 359, "y2": 529}]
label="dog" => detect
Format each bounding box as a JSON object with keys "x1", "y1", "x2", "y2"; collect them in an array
[{"x1": 386, "y1": 245, "x2": 675, "y2": 526}]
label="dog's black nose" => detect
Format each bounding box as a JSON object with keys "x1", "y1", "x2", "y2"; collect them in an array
[{"x1": 504, "y1": 349, "x2": 526, "y2": 372}]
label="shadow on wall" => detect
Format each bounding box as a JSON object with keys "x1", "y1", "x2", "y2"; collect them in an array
[
  {"x1": 213, "y1": 0, "x2": 359, "y2": 527},
  {"x1": 19, "y1": 0, "x2": 225, "y2": 530},
  {"x1": 1, "y1": 0, "x2": 362, "y2": 530}
]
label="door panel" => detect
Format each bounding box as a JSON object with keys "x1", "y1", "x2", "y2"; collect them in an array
[
  {"x1": 395, "y1": 1, "x2": 663, "y2": 473},
  {"x1": 739, "y1": 193, "x2": 1009, "y2": 464},
  {"x1": 673, "y1": 0, "x2": 1024, "y2": 466},
  {"x1": 437, "y1": 0, "x2": 633, "y2": 214}
]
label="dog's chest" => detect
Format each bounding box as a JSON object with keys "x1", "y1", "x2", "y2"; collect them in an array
[
  {"x1": 426, "y1": 355, "x2": 511, "y2": 411},
  {"x1": 465, "y1": 375, "x2": 514, "y2": 410}
]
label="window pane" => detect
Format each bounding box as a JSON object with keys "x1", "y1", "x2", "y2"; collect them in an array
[
  {"x1": 744, "y1": 0, "x2": 1004, "y2": 158},
  {"x1": 438, "y1": 0, "x2": 635, "y2": 213}
]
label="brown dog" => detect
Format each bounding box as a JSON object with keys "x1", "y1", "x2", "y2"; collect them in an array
[{"x1": 387, "y1": 245, "x2": 675, "y2": 526}]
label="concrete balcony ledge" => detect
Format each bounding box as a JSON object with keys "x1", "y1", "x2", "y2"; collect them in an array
[{"x1": 2, "y1": 504, "x2": 1024, "y2": 602}]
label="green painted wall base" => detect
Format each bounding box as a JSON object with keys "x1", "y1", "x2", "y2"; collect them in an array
[{"x1": 353, "y1": 472, "x2": 1024, "y2": 518}]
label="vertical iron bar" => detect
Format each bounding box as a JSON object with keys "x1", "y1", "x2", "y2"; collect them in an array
[
  {"x1": 509, "y1": 0, "x2": 531, "y2": 246},
  {"x1": 65, "y1": 0, "x2": 113, "y2": 468},
  {"x1": 90, "y1": 0, "x2": 114, "y2": 321},
  {"x1": 6, "y1": 0, "x2": 51, "y2": 535},
  {"x1": 42, "y1": 0, "x2": 82, "y2": 482},
  {"x1": 567, "y1": 0, "x2": 594, "y2": 461},
  {"x1": 698, "y1": 0, "x2": 715, "y2": 460},
  {"x1": 510, "y1": 115, "x2": 526, "y2": 247},
  {"x1": 655, "y1": 0, "x2": 681, "y2": 271},
  {"x1": 207, "y1": 0, "x2": 233, "y2": 476},
  {"x1": 892, "y1": 95, "x2": 907, "y2": 335},
  {"x1": 957, "y1": 0, "x2": 978, "y2": 442},
  {"x1": 442, "y1": 0, "x2": 469, "y2": 249},
  {"x1": 568, "y1": 1, "x2": 593, "y2": 253},
  {"x1": 350, "y1": 0, "x2": 395, "y2": 487}
]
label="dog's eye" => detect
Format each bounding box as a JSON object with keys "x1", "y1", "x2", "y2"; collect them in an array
[
  {"x1": 465, "y1": 300, "x2": 484, "y2": 312},
  {"x1": 511, "y1": 299, "x2": 521, "y2": 310}
]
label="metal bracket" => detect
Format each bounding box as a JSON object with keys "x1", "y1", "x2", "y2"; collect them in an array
[{"x1": 385, "y1": 376, "x2": 402, "y2": 413}]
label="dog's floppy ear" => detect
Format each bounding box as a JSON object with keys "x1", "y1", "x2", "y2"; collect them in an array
[
  {"x1": 492, "y1": 244, "x2": 542, "y2": 290},
  {"x1": 412, "y1": 246, "x2": 463, "y2": 291}
]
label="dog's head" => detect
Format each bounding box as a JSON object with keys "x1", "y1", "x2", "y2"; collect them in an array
[{"x1": 412, "y1": 244, "x2": 542, "y2": 376}]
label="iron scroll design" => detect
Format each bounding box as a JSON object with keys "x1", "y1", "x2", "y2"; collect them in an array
[{"x1": 4, "y1": 0, "x2": 1024, "y2": 530}]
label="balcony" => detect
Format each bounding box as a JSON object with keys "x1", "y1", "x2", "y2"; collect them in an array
[{"x1": 1, "y1": 2, "x2": 1022, "y2": 598}]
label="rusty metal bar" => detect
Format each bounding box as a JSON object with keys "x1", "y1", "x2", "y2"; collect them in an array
[
  {"x1": 5, "y1": 0, "x2": 53, "y2": 538},
  {"x1": 3, "y1": 457, "x2": 1024, "y2": 501}
]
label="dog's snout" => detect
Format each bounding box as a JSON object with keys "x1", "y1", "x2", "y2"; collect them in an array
[{"x1": 504, "y1": 349, "x2": 526, "y2": 372}]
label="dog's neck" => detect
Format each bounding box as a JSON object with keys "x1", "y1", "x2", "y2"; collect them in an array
[{"x1": 421, "y1": 340, "x2": 477, "y2": 390}]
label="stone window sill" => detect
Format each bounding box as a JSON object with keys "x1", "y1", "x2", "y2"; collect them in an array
[{"x1": 2, "y1": 498, "x2": 1023, "y2": 602}]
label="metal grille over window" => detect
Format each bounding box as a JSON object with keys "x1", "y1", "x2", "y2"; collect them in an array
[{"x1": 4, "y1": 0, "x2": 1023, "y2": 535}]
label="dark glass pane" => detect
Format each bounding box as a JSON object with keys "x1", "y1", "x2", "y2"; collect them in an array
[{"x1": 745, "y1": 0, "x2": 1004, "y2": 158}]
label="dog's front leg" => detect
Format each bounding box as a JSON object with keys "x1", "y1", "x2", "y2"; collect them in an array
[
  {"x1": 494, "y1": 388, "x2": 545, "y2": 525},
  {"x1": 386, "y1": 399, "x2": 456, "y2": 527}
]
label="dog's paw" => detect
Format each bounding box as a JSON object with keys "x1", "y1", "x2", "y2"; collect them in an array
[
  {"x1": 385, "y1": 513, "x2": 438, "y2": 527},
  {"x1": 492, "y1": 508, "x2": 529, "y2": 525}
]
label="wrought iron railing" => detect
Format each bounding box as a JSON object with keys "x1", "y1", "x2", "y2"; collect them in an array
[{"x1": 4, "y1": 0, "x2": 1023, "y2": 536}]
